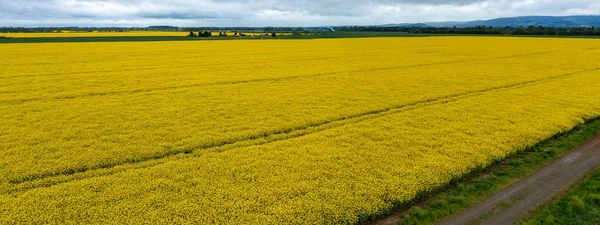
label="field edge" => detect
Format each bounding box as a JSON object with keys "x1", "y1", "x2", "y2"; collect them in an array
[{"x1": 361, "y1": 117, "x2": 600, "y2": 225}]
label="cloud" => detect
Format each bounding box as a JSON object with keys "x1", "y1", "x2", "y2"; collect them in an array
[{"x1": 0, "y1": 0, "x2": 598, "y2": 27}]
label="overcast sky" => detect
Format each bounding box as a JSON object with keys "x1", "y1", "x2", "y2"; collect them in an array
[{"x1": 0, "y1": 0, "x2": 599, "y2": 27}]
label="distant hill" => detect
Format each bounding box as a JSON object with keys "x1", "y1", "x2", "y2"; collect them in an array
[
  {"x1": 456, "y1": 16, "x2": 600, "y2": 28},
  {"x1": 383, "y1": 15, "x2": 600, "y2": 28},
  {"x1": 379, "y1": 23, "x2": 431, "y2": 27}
]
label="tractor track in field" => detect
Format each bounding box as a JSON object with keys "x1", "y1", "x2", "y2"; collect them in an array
[
  {"x1": 434, "y1": 134, "x2": 600, "y2": 225},
  {"x1": 0, "y1": 50, "x2": 559, "y2": 105},
  {"x1": 7, "y1": 66, "x2": 598, "y2": 194}
]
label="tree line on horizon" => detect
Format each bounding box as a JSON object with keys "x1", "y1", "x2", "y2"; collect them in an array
[
  {"x1": 338, "y1": 25, "x2": 600, "y2": 36},
  {"x1": 186, "y1": 31, "x2": 278, "y2": 37}
]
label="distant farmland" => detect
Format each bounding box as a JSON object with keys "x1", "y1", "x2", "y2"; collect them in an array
[
  {"x1": 1, "y1": 37, "x2": 600, "y2": 224},
  {"x1": 0, "y1": 31, "x2": 191, "y2": 38},
  {"x1": 0, "y1": 31, "x2": 289, "y2": 38}
]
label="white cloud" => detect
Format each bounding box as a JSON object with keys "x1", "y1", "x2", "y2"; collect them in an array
[{"x1": 0, "y1": 0, "x2": 598, "y2": 27}]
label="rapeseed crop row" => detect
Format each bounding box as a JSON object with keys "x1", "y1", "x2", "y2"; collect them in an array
[{"x1": 1, "y1": 37, "x2": 599, "y2": 224}]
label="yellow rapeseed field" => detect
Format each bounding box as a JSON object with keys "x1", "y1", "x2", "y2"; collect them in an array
[
  {"x1": 1, "y1": 37, "x2": 599, "y2": 224},
  {"x1": 1, "y1": 31, "x2": 283, "y2": 38},
  {"x1": 0, "y1": 31, "x2": 190, "y2": 38}
]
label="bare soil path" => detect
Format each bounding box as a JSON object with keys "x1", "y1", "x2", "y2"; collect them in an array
[
  {"x1": 437, "y1": 134, "x2": 600, "y2": 225},
  {"x1": 372, "y1": 134, "x2": 600, "y2": 225}
]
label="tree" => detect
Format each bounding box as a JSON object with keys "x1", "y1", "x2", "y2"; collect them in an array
[
  {"x1": 271, "y1": 32, "x2": 277, "y2": 37},
  {"x1": 187, "y1": 31, "x2": 196, "y2": 37}
]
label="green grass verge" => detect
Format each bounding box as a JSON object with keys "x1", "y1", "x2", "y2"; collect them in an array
[
  {"x1": 522, "y1": 167, "x2": 600, "y2": 225},
  {"x1": 359, "y1": 118, "x2": 600, "y2": 225}
]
